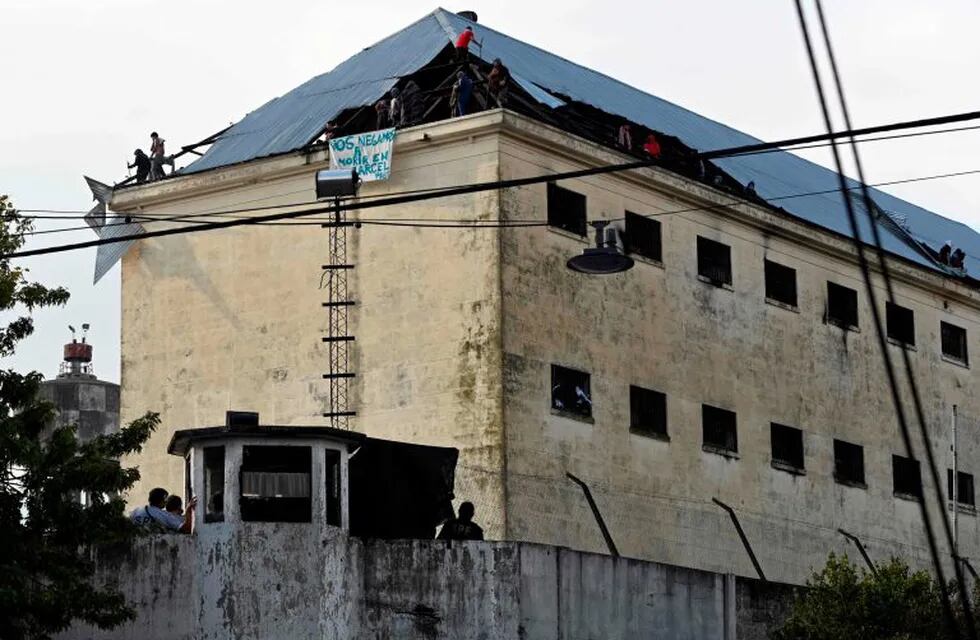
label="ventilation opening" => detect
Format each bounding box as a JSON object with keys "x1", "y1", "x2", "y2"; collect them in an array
[
  {"x1": 547, "y1": 183, "x2": 587, "y2": 236},
  {"x1": 826, "y1": 281, "x2": 858, "y2": 328},
  {"x1": 702, "y1": 404, "x2": 737, "y2": 455},
  {"x1": 834, "y1": 439, "x2": 865, "y2": 487},
  {"x1": 948, "y1": 469, "x2": 976, "y2": 507},
  {"x1": 629, "y1": 385, "x2": 667, "y2": 439},
  {"x1": 892, "y1": 455, "x2": 922, "y2": 499},
  {"x1": 770, "y1": 423, "x2": 804, "y2": 471},
  {"x1": 624, "y1": 212, "x2": 662, "y2": 262},
  {"x1": 886, "y1": 302, "x2": 915, "y2": 346},
  {"x1": 697, "y1": 237, "x2": 732, "y2": 286},
  {"x1": 941, "y1": 321, "x2": 969, "y2": 364},
  {"x1": 764, "y1": 259, "x2": 797, "y2": 307}
]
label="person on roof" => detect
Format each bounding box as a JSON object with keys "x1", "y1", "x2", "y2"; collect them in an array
[
  {"x1": 437, "y1": 501, "x2": 484, "y2": 541},
  {"x1": 451, "y1": 71, "x2": 474, "y2": 117},
  {"x1": 455, "y1": 26, "x2": 475, "y2": 62},
  {"x1": 939, "y1": 242, "x2": 952, "y2": 265},
  {"x1": 617, "y1": 124, "x2": 633, "y2": 150},
  {"x1": 643, "y1": 133, "x2": 662, "y2": 158},
  {"x1": 388, "y1": 88, "x2": 401, "y2": 127},
  {"x1": 148, "y1": 132, "x2": 174, "y2": 181},
  {"x1": 487, "y1": 58, "x2": 510, "y2": 108},
  {"x1": 375, "y1": 98, "x2": 390, "y2": 129},
  {"x1": 399, "y1": 81, "x2": 422, "y2": 126},
  {"x1": 951, "y1": 248, "x2": 966, "y2": 270},
  {"x1": 128, "y1": 149, "x2": 151, "y2": 184}
]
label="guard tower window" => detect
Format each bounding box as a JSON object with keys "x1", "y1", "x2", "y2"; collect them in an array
[
  {"x1": 886, "y1": 302, "x2": 915, "y2": 346},
  {"x1": 240, "y1": 445, "x2": 312, "y2": 522},
  {"x1": 770, "y1": 423, "x2": 804, "y2": 471},
  {"x1": 948, "y1": 469, "x2": 976, "y2": 507},
  {"x1": 547, "y1": 183, "x2": 587, "y2": 236},
  {"x1": 551, "y1": 364, "x2": 592, "y2": 419},
  {"x1": 325, "y1": 449, "x2": 342, "y2": 527},
  {"x1": 702, "y1": 404, "x2": 737, "y2": 455},
  {"x1": 203, "y1": 446, "x2": 225, "y2": 523},
  {"x1": 625, "y1": 211, "x2": 662, "y2": 262},
  {"x1": 834, "y1": 439, "x2": 865, "y2": 487},
  {"x1": 941, "y1": 321, "x2": 969, "y2": 364},
  {"x1": 629, "y1": 385, "x2": 667, "y2": 439},
  {"x1": 826, "y1": 282, "x2": 858, "y2": 329},
  {"x1": 697, "y1": 237, "x2": 732, "y2": 286},
  {"x1": 764, "y1": 260, "x2": 797, "y2": 307},
  {"x1": 893, "y1": 455, "x2": 922, "y2": 499}
]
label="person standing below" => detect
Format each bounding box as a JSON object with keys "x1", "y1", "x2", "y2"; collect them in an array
[
  {"x1": 487, "y1": 58, "x2": 510, "y2": 108},
  {"x1": 131, "y1": 487, "x2": 196, "y2": 533},
  {"x1": 455, "y1": 26, "x2": 475, "y2": 62},
  {"x1": 149, "y1": 131, "x2": 173, "y2": 181},
  {"x1": 452, "y1": 71, "x2": 473, "y2": 117},
  {"x1": 128, "y1": 149, "x2": 151, "y2": 184},
  {"x1": 437, "y1": 501, "x2": 484, "y2": 540}
]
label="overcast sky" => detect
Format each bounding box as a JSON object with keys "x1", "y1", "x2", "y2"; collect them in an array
[{"x1": 3, "y1": 0, "x2": 979, "y2": 382}]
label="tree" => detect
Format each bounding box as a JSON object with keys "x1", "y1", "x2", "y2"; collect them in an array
[
  {"x1": 0, "y1": 195, "x2": 160, "y2": 639},
  {"x1": 773, "y1": 553, "x2": 978, "y2": 640}
]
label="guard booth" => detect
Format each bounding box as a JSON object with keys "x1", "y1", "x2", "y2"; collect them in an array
[{"x1": 168, "y1": 411, "x2": 458, "y2": 537}]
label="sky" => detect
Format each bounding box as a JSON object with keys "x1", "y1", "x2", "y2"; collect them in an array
[{"x1": 2, "y1": 0, "x2": 980, "y2": 382}]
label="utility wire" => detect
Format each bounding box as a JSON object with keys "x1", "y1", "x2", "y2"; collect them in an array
[
  {"x1": 810, "y1": 1, "x2": 977, "y2": 634},
  {"x1": 8, "y1": 109, "x2": 980, "y2": 259},
  {"x1": 794, "y1": 2, "x2": 966, "y2": 637},
  {"x1": 17, "y1": 167, "x2": 980, "y2": 240}
]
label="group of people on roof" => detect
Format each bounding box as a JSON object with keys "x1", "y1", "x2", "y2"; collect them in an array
[
  {"x1": 939, "y1": 242, "x2": 967, "y2": 270},
  {"x1": 128, "y1": 132, "x2": 173, "y2": 184}
]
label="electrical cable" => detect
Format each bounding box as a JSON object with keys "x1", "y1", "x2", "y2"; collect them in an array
[
  {"x1": 8, "y1": 109, "x2": 980, "y2": 259},
  {"x1": 810, "y1": 1, "x2": 977, "y2": 634},
  {"x1": 793, "y1": 2, "x2": 965, "y2": 636}
]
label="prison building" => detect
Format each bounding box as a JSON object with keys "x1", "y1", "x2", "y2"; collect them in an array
[{"x1": 104, "y1": 9, "x2": 980, "y2": 584}]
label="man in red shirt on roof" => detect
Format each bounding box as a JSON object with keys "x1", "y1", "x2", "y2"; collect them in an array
[{"x1": 455, "y1": 26, "x2": 475, "y2": 62}]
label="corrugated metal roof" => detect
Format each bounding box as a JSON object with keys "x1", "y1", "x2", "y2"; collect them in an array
[{"x1": 183, "y1": 8, "x2": 978, "y2": 276}]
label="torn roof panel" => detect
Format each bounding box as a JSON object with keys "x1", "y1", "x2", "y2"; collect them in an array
[{"x1": 182, "y1": 7, "x2": 978, "y2": 276}]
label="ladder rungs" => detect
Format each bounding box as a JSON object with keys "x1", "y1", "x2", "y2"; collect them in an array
[
  {"x1": 323, "y1": 411, "x2": 357, "y2": 418},
  {"x1": 322, "y1": 372, "x2": 356, "y2": 379},
  {"x1": 322, "y1": 301, "x2": 355, "y2": 307},
  {"x1": 322, "y1": 336, "x2": 355, "y2": 342},
  {"x1": 321, "y1": 264, "x2": 355, "y2": 270}
]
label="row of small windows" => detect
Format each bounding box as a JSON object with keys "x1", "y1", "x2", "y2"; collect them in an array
[
  {"x1": 547, "y1": 183, "x2": 971, "y2": 366},
  {"x1": 551, "y1": 364, "x2": 974, "y2": 506}
]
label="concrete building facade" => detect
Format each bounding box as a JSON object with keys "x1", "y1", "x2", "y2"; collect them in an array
[{"x1": 110, "y1": 109, "x2": 980, "y2": 585}]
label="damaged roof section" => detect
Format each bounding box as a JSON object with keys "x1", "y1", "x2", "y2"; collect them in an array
[{"x1": 180, "y1": 7, "x2": 980, "y2": 277}]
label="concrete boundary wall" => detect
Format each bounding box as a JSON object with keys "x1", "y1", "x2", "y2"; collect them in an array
[{"x1": 58, "y1": 528, "x2": 794, "y2": 640}]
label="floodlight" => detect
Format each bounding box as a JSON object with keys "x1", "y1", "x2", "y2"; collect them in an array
[
  {"x1": 315, "y1": 169, "x2": 360, "y2": 199},
  {"x1": 566, "y1": 221, "x2": 635, "y2": 275}
]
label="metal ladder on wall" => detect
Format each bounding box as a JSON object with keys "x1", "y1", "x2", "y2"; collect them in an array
[{"x1": 321, "y1": 200, "x2": 356, "y2": 429}]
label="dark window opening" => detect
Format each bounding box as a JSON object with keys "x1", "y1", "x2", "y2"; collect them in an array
[
  {"x1": 240, "y1": 445, "x2": 312, "y2": 523},
  {"x1": 203, "y1": 446, "x2": 225, "y2": 523},
  {"x1": 948, "y1": 469, "x2": 976, "y2": 507},
  {"x1": 702, "y1": 404, "x2": 737, "y2": 454},
  {"x1": 941, "y1": 322, "x2": 969, "y2": 364},
  {"x1": 886, "y1": 302, "x2": 916, "y2": 346},
  {"x1": 551, "y1": 365, "x2": 592, "y2": 419},
  {"x1": 629, "y1": 385, "x2": 667, "y2": 439},
  {"x1": 834, "y1": 439, "x2": 865, "y2": 486},
  {"x1": 697, "y1": 236, "x2": 732, "y2": 286},
  {"x1": 827, "y1": 282, "x2": 858, "y2": 328},
  {"x1": 770, "y1": 423, "x2": 804, "y2": 471},
  {"x1": 325, "y1": 448, "x2": 342, "y2": 527},
  {"x1": 893, "y1": 455, "x2": 922, "y2": 499},
  {"x1": 547, "y1": 183, "x2": 587, "y2": 236},
  {"x1": 764, "y1": 260, "x2": 798, "y2": 307},
  {"x1": 624, "y1": 211, "x2": 662, "y2": 262}
]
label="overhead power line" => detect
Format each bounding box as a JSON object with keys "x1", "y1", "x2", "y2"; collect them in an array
[
  {"x1": 17, "y1": 167, "x2": 980, "y2": 240},
  {"x1": 7, "y1": 108, "x2": 980, "y2": 260}
]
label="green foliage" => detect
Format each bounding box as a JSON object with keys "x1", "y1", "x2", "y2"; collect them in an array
[
  {"x1": 0, "y1": 196, "x2": 159, "y2": 639},
  {"x1": 774, "y1": 553, "x2": 978, "y2": 640}
]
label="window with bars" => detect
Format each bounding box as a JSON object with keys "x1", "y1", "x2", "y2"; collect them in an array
[
  {"x1": 551, "y1": 365, "x2": 592, "y2": 419},
  {"x1": 697, "y1": 237, "x2": 732, "y2": 286},
  {"x1": 240, "y1": 445, "x2": 312, "y2": 522},
  {"x1": 948, "y1": 469, "x2": 976, "y2": 507},
  {"x1": 893, "y1": 455, "x2": 922, "y2": 499},
  {"x1": 624, "y1": 211, "x2": 662, "y2": 262},
  {"x1": 764, "y1": 259, "x2": 798, "y2": 307},
  {"x1": 941, "y1": 321, "x2": 969, "y2": 365},
  {"x1": 886, "y1": 302, "x2": 916, "y2": 346},
  {"x1": 770, "y1": 423, "x2": 804, "y2": 471},
  {"x1": 702, "y1": 404, "x2": 737, "y2": 455},
  {"x1": 547, "y1": 183, "x2": 587, "y2": 236},
  {"x1": 629, "y1": 385, "x2": 667, "y2": 439},
  {"x1": 827, "y1": 282, "x2": 858, "y2": 328},
  {"x1": 834, "y1": 439, "x2": 865, "y2": 487}
]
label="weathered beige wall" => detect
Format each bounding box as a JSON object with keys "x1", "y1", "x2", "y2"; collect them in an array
[
  {"x1": 497, "y1": 114, "x2": 980, "y2": 583},
  {"x1": 116, "y1": 109, "x2": 980, "y2": 584},
  {"x1": 116, "y1": 114, "x2": 507, "y2": 535}
]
